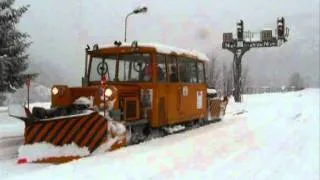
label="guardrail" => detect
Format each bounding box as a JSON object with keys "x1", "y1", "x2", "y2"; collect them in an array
[{"x1": 242, "y1": 87, "x2": 303, "y2": 94}]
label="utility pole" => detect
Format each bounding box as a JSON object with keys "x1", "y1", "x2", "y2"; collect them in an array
[{"x1": 222, "y1": 17, "x2": 289, "y2": 102}]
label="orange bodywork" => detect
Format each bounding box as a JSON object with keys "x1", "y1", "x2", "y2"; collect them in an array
[
  {"x1": 51, "y1": 45, "x2": 212, "y2": 128},
  {"x1": 17, "y1": 44, "x2": 228, "y2": 164}
]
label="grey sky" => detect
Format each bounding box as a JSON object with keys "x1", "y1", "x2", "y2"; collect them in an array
[{"x1": 15, "y1": 0, "x2": 319, "y2": 87}]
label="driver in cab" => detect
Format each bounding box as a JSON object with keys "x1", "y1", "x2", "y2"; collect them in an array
[
  {"x1": 143, "y1": 63, "x2": 152, "y2": 81},
  {"x1": 143, "y1": 63, "x2": 164, "y2": 82}
]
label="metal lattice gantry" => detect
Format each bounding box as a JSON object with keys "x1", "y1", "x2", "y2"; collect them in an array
[{"x1": 222, "y1": 17, "x2": 289, "y2": 102}]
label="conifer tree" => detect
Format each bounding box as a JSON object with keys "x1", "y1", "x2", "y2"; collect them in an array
[{"x1": 0, "y1": 0, "x2": 31, "y2": 104}]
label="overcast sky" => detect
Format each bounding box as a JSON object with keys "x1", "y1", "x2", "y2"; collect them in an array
[{"x1": 15, "y1": 0, "x2": 319, "y2": 87}]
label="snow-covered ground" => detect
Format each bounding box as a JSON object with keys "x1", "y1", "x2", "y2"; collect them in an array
[{"x1": 0, "y1": 89, "x2": 319, "y2": 180}]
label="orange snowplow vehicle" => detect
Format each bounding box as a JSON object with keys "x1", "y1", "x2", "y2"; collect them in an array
[{"x1": 9, "y1": 41, "x2": 228, "y2": 164}]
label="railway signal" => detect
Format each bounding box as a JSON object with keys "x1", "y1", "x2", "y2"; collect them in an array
[
  {"x1": 222, "y1": 17, "x2": 289, "y2": 102},
  {"x1": 277, "y1": 17, "x2": 287, "y2": 41},
  {"x1": 237, "y1": 20, "x2": 244, "y2": 41}
]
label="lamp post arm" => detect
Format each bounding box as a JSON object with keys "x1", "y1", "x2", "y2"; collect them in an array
[{"x1": 124, "y1": 12, "x2": 134, "y2": 42}]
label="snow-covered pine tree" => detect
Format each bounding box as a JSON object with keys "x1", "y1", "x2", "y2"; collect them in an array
[{"x1": 0, "y1": 0, "x2": 32, "y2": 105}]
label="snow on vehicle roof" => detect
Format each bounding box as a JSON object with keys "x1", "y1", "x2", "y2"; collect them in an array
[
  {"x1": 100, "y1": 42, "x2": 210, "y2": 61},
  {"x1": 73, "y1": 96, "x2": 92, "y2": 105}
]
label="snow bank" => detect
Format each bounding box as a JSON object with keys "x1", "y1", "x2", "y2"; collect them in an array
[
  {"x1": 207, "y1": 88, "x2": 217, "y2": 94},
  {"x1": 163, "y1": 125, "x2": 185, "y2": 133},
  {"x1": 108, "y1": 120, "x2": 126, "y2": 135},
  {"x1": 92, "y1": 136, "x2": 120, "y2": 155},
  {"x1": 73, "y1": 96, "x2": 92, "y2": 105},
  {"x1": 18, "y1": 142, "x2": 90, "y2": 162},
  {"x1": 92, "y1": 120, "x2": 126, "y2": 154},
  {"x1": 224, "y1": 96, "x2": 247, "y2": 117},
  {"x1": 0, "y1": 102, "x2": 51, "y2": 140},
  {"x1": 4, "y1": 84, "x2": 50, "y2": 106},
  {"x1": 1, "y1": 88, "x2": 319, "y2": 180},
  {"x1": 7, "y1": 104, "x2": 26, "y2": 118}
]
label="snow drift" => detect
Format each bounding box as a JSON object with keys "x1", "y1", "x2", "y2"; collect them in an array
[{"x1": 0, "y1": 89, "x2": 318, "y2": 180}]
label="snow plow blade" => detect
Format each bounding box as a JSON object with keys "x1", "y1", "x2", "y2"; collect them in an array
[{"x1": 15, "y1": 109, "x2": 126, "y2": 164}]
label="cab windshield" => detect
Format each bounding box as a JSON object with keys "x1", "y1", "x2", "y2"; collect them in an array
[{"x1": 89, "y1": 53, "x2": 152, "y2": 82}]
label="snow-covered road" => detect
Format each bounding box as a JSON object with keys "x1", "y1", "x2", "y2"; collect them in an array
[
  {"x1": 0, "y1": 89, "x2": 319, "y2": 180},
  {"x1": 0, "y1": 112, "x2": 24, "y2": 162}
]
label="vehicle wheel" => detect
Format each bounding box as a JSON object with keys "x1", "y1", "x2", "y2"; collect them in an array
[{"x1": 142, "y1": 126, "x2": 150, "y2": 136}]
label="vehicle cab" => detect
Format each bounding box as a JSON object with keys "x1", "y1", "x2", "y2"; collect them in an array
[{"x1": 52, "y1": 41, "x2": 209, "y2": 128}]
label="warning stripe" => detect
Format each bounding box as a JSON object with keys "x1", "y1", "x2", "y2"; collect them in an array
[
  {"x1": 86, "y1": 120, "x2": 105, "y2": 148},
  {"x1": 27, "y1": 123, "x2": 46, "y2": 143},
  {"x1": 45, "y1": 120, "x2": 67, "y2": 143},
  {"x1": 57, "y1": 113, "x2": 96, "y2": 146},
  {"x1": 24, "y1": 112, "x2": 109, "y2": 153},
  {"x1": 33, "y1": 121, "x2": 55, "y2": 143},
  {"x1": 89, "y1": 124, "x2": 108, "y2": 152},
  {"x1": 25, "y1": 124, "x2": 41, "y2": 143},
  {"x1": 50, "y1": 119, "x2": 74, "y2": 145},
  {"x1": 25, "y1": 113, "x2": 92, "y2": 145},
  {"x1": 39, "y1": 121, "x2": 57, "y2": 142},
  {"x1": 87, "y1": 122, "x2": 107, "y2": 152},
  {"x1": 72, "y1": 114, "x2": 100, "y2": 145},
  {"x1": 52, "y1": 118, "x2": 81, "y2": 145},
  {"x1": 209, "y1": 99, "x2": 225, "y2": 118},
  {"x1": 25, "y1": 126, "x2": 31, "y2": 136},
  {"x1": 79, "y1": 117, "x2": 105, "y2": 147},
  {"x1": 25, "y1": 118, "x2": 69, "y2": 145},
  {"x1": 61, "y1": 113, "x2": 97, "y2": 145}
]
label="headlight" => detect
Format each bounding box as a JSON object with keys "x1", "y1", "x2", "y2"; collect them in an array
[
  {"x1": 105, "y1": 88, "x2": 113, "y2": 97},
  {"x1": 51, "y1": 86, "x2": 66, "y2": 96},
  {"x1": 52, "y1": 87, "x2": 59, "y2": 95}
]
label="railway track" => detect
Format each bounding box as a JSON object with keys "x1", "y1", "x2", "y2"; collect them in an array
[
  {"x1": 0, "y1": 136, "x2": 24, "y2": 160},
  {"x1": 0, "y1": 118, "x2": 223, "y2": 161}
]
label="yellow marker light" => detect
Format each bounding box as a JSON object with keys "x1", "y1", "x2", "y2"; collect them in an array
[
  {"x1": 52, "y1": 87, "x2": 59, "y2": 95},
  {"x1": 105, "y1": 88, "x2": 113, "y2": 97}
]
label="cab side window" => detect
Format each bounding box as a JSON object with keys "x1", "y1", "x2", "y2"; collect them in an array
[
  {"x1": 178, "y1": 57, "x2": 197, "y2": 83},
  {"x1": 167, "y1": 55, "x2": 178, "y2": 82},
  {"x1": 197, "y1": 62, "x2": 205, "y2": 83},
  {"x1": 156, "y1": 54, "x2": 167, "y2": 82}
]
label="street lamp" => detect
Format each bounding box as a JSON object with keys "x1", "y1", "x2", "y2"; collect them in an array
[{"x1": 124, "y1": 6, "x2": 148, "y2": 42}]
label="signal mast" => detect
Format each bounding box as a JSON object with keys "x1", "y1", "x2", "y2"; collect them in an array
[{"x1": 222, "y1": 17, "x2": 289, "y2": 102}]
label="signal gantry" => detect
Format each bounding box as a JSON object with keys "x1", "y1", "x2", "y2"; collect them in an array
[{"x1": 222, "y1": 17, "x2": 289, "y2": 102}]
